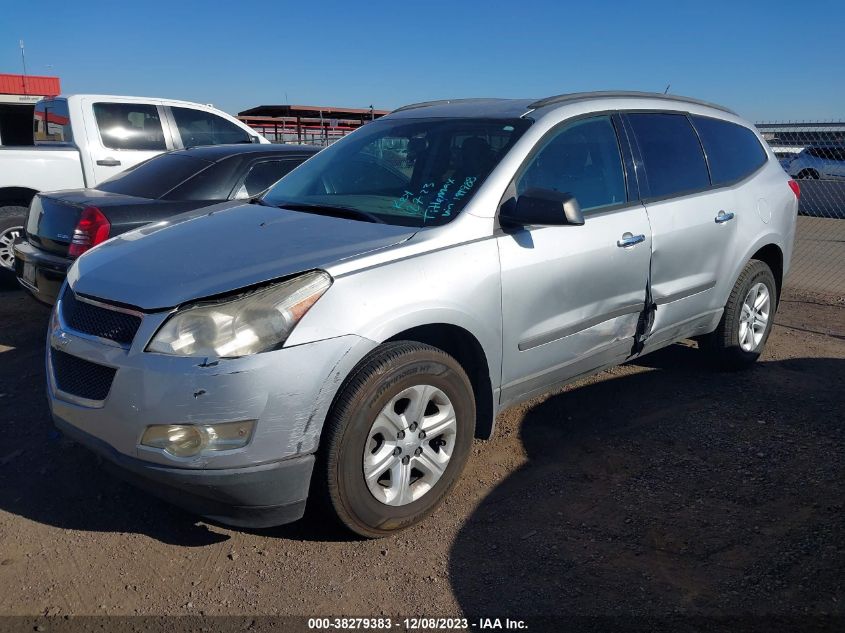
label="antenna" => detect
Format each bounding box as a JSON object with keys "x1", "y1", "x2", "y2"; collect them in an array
[
  {"x1": 663, "y1": 84, "x2": 671, "y2": 95},
  {"x1": 19, "y1": 39, "x2": 29, "y2": 95}
]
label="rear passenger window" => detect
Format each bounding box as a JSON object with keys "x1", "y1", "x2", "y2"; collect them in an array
[
  {"x1": 93, "y1": 103, "x2": 166, "y2": 150},
  {"x1": 237, "y1": 160, "x2": 300, "y2": 198},
  {"x1": 171, "y1": 107, "x2": 251, "y2": 148},
  {"x1": 691, "y1": 116, "x2": 767, "y2": 185},
  {"x1": 627, "y1": 113, "x2": 710, "y2": 198},
  {"x1": 517, "y1": 116, "x2": 626, "y2": 211}
]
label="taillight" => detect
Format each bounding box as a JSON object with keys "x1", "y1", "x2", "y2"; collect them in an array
[
  {"x1": 788, "y1": 179, "x2": 800, "y2": 199},
  {"x1": 68, "y1": 206, "x2": 110, "y2": 258}
]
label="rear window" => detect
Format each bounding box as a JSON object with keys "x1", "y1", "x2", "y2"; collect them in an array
[
  {"x1": 34, "y1": 99, "x2": 73, "y2": 144},
  {"x1": 692, "y1": 116, "x2": 767, "y2": 185},
  {"x1": 97, "y1": 153, "x2": 212, "y2": 198},
  {"x1": 627, "y1": 113, "x2": 710, "y2": 198}
]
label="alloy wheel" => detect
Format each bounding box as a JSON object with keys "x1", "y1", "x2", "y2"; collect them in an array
[
  {"x1": 0, "y1": 226, "x2": 22, "y2": 270},
  {"x1": 738, "y1": 282, "x2": 770, "y2": 352}
]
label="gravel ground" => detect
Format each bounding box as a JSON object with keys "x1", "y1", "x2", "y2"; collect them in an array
[{"x1": 0, "y1": 283, "x2": 842, "y2": 623}]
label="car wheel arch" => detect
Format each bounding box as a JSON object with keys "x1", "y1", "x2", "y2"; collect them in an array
[
  {"x1": 0, "y1": 187, "x2": 37, "y2": 213},
  {"x1": 382, "y1": 323, "x2": 496, "y2": 441},
  {"x1": 720, "y1": 238, "x2": 784, "y2": 310}
]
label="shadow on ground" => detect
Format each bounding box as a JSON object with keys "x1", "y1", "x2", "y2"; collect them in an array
[
  {"x1": 0, "y1": 290, "x2": 234, "y2": 546},
  {"x1": 449, "y1": 346, "x2": 844, "y2": 617}
]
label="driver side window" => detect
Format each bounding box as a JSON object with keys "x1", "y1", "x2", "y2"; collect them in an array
[{"x1": 517, "y1": 116, "x2": 626, "y2": 212}]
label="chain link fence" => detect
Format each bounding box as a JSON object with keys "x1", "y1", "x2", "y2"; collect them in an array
[{"x1": 757, "y1": 121, "x2": 845, "y2": 298}]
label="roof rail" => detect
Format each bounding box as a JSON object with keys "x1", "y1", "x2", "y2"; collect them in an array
[
  {"x1": 528, "y1": 91, "x2": 736, "y2": 115},
  {"x1": 392, "y1": 98, "x2": 501, "y2": 113}
]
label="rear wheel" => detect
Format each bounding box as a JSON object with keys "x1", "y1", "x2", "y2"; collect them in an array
[
  {"x1": 796, "y1": 169, "x2": 819, "y2": 180},
  {"x1": 702, "y1": 259, "x2": 777, "y2": 370},
  {"x1": 316, "y1": 341, "x2": 475, "y2": 538}
]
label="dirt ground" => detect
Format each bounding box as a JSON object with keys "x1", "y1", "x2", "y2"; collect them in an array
[{"x1": 0, "y1": 282, "x2": 842, "y2": 623}]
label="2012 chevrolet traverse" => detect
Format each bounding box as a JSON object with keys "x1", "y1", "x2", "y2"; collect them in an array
[{"x1": 46, "y1": 92, "x2": 798, "y2": 537}]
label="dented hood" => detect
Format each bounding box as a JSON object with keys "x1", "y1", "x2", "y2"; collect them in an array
[{"x1": 68, "y1": 201, "x2": 416, "y2": 310}]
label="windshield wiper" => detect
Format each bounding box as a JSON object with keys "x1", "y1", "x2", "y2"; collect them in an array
[{"x1": 271, "y1": 201, "x2": 385, "y2": 224}]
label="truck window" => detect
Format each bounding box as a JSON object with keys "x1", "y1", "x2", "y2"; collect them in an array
[
  {"x1": 171, "y1": 107, "x2": 251, "y2": 148},
  {"x1": 34, "y1": 99, "x2": 73, "y2": 144},
  {"x1": 93, "y1": 102, "x2": 166, "y2": 151}
]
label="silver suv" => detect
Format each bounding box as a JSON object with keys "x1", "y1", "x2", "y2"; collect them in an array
[{"x1": 48, "y1": 92, "x2": 798, "y2": 537}]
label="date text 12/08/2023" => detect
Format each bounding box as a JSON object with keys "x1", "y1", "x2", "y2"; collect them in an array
[{"x1": 306, "y1": 616, "x2": 528, "y2": 630}]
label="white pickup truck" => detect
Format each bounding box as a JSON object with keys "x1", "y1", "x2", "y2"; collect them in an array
[{"x1": 0, "y1": 94, "x2": 267, "y2": 272}]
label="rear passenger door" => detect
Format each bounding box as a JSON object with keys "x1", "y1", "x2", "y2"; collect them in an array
[
  {"x1": 85, "y1": 100, "x2": 173, "y2": 185},
  {"x1": 624, "y1": 112, "x2": 739, "y2": 348},
  {"x1": 498, "y1": 115, "x2": 652, "y2": 405}
]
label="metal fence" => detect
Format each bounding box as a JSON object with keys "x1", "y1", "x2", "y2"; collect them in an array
[{"x1": 757, "y1": 121, "x2": 845, "y2": 297}]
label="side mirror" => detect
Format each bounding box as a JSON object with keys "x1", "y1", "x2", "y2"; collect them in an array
[
  {"x1": 501, "y1": 188, "x2": 585, "y2": 227},
  {"x1": 250, "y1": 136, "x2": 262, "y2": 144}
]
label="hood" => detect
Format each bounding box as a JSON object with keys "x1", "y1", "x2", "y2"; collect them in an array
[{"x1": 68, "y1": 201, "x2": 417, "y2": 310}]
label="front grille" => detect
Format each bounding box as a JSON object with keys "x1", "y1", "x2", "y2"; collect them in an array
[
  {"x1": 51, "y1": 349, "x2": 117, "y2": 401},
  {"x1": 60, "y1": 287, "x2": 142, "y2": 346}
]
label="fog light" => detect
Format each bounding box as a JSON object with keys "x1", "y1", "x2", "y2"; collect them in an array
[{"x1": 141, "y1": 421, "x2": 255, "y2": 457}]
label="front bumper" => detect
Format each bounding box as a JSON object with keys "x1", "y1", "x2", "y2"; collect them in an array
[
  {"x1": 14, "y1": 240, "x2": 71, "y2": 305},
  {"x1": 55, "y1": 417, "x2": 314, "y2": 528},
  {"x1": 46, "y1": 290, "x2": 377, "y2": 526}
]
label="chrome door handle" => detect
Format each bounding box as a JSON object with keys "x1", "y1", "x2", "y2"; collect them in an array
[
  {"x1": 715, "y1": 210, "x2": 735, "y2": 224},
  {"x1": 617, "y1": 232, "x2": 645, "y2": 248},
  {"x1": 96, "y1": 158, "x2": 121, "y2": 167}
]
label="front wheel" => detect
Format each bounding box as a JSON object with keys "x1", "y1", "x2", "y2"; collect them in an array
[
  {"x1": 317, "y1": 341, "x2": 475, "y2": 538},
  {"x1": 0, "y1": 207, "x2": 27, "y2": 272},
  {"x1": 701, "y1": 259, "x2": 777, "y2": 370}
]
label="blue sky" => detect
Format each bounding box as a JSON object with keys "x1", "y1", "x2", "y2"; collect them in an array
[{"x1": 1, "y1": 0, "x2": 842, "y2": 121}]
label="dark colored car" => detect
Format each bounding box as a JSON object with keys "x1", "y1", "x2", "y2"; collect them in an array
[{"x1": 13, "y1": 143, "x2": 319, "y2": 303}]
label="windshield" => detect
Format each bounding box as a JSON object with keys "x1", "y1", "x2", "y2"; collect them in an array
[{"x1": 261, "y1": 117, "x2": 531, "y2": 227}]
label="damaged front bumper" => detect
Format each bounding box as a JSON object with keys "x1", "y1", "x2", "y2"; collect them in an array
[
  {"x1": 46, "y1": 295, "x2": 376, "y2": 527},
  {"x1": 55, "y1": 417, "x2": 315, "y2": 528}
]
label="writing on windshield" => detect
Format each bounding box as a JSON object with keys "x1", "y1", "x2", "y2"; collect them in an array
[{"x1": 262, "y1": 118, "x2": 530, "y2": 227}]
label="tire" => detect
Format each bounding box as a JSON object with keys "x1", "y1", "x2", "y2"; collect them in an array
[
  {"x1": 796, "y1": 169, "x2": 819, "y2": 180},
  {"x1": 316, "y1": 341, "x2": 476, "y2": 538},
  {"x1": 0, "y1": 205, "x2": 28, "y2": 275},
  {"x1": 702, "y1": 259, "x2": 777, "y2": 370}
]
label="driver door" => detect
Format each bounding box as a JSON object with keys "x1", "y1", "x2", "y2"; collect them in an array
[{"x1": 497, "y1": 115, "x2": 652, "y2": 405}]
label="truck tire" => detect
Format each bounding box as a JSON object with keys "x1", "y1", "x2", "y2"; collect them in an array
[
  {"x1": 315, "y1": 341, "x2": 475, "y2": 538},
  {"x1": 701, "y1": 259, "x2": 777, "y2": 370},
  {"x1": 0, "y1": 205, "x2": 28, "y2": 276}
]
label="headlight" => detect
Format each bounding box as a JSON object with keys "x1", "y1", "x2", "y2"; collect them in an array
[
  {"x1": 140, "y1": 421, "x2": 255, "y2": 457},
  {"x1": 147, "y1": 270, "x2": 331, "y2": 357}
]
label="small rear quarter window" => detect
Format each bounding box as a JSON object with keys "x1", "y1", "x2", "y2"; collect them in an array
[{"x1": 691, "y1": 116, "x2": 768, "y2": 185}]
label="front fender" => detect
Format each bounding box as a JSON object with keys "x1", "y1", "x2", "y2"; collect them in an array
[{"x1": 286, "y1": 238, "x2": 503, "y2": 390}]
